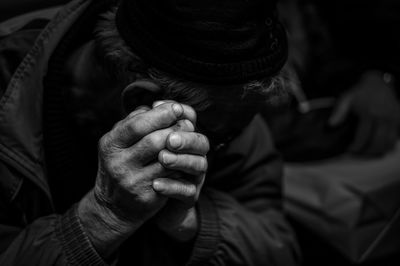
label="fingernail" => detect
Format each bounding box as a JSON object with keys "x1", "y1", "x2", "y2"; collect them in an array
[
  {"x1": 172, "y1": 103, "x2": 183, "y2": 117},
  {"x1": 152, "y1": 179, "x2": 163, "y2": 191},
  {"x1": 162, "y1": 153, "x2": 177, "y2": 165},
  {"x1": 169, "y1": 134, "x2": 182, "y2": 149}
]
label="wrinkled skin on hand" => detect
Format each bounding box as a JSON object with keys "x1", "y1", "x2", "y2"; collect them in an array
[
  {"x1": 95, "y1": 102, "x2": 194, "y2": 221},
  {"x1": 96, "y1": 99, "x2": 209, "y2": 218},
  {"x1": 79, "y1": 101, "x2": 209, "y2": 257},
  {"x1": 329, "y1": 71, "x2": 400, "y2": 157}
]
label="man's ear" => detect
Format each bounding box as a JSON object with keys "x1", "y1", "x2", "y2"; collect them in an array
[{"x1": 121, "y1": 80, "x2": 163, "y2": 114}]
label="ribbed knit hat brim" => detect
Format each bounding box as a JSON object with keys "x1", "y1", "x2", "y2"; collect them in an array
[{"x1": 116, "y1": 0, "x2": 288, "y2": 84}]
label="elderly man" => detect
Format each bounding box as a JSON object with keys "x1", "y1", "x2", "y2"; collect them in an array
[{"x1": 0, "y1": 0, "x2": 299, "y2": 265}]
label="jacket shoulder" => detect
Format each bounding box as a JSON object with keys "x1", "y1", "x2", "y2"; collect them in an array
[
  {"x1": 0, "y1": 7, "x2": 60, "y2": 98},
  {"x1": 0, "y1": 30, "x2": 42, "y2": 94}
]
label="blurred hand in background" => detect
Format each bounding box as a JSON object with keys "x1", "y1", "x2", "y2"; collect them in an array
[{"x1": 329, "y1": 71, "x2": 400, "y2": 157}]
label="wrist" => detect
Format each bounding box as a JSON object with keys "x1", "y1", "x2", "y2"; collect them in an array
[{"x1": 77, "y1": 190, "x2": 144, "y2": 258}]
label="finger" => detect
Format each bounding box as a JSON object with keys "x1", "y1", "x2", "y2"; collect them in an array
[
  {"x1": 111, "y1": 102, "x2": 196, "y2": 148},
  {"x1": 153, "y1": 100, "x2": 168, "y2": 108},
  {"x1": 349, "y1": 118, "x2": 373, "y2": 154},
  {"x1": 111, "y1": 107, "x2": 150, "y2": 131},
  {"x1": 126, "y1": 106, "x2": 151, "y2": 119},
  {"x1": 152, "y1": 178, "x2": 198, "y2": 206},
  {"x1": 159, "y1": 150, "x2": 208, "y2": 176},
  {"x1": 167, "y1": 131, "x2": 210, "y2": 155},
  {"x1": 135, "y1": 161, "x2": 171, "y2": 181},
  {"x1": 153, "y1": 101, "x2": 197, "y2": 125},
  {"x1": 329, "y1": 95, "x2": 352, "y2": 127},
  {"x1": 127, "y1": 119, "x2": 195, "y2": 164},
  {"x1": 124, "y1": 162, "x2": 179, "y2": 193}
]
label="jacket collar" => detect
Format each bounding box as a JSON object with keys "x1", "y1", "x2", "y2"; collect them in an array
[{"x1": 0, "y1": 0, "x2": 94, "y2": 200}]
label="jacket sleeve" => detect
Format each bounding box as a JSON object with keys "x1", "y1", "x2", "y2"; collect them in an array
[
  {"x1": 0, "y1": 163, "x2": 109, "y2": 265},
  {"x1": 185, "y1": 115, "x2": 301, "y2": 266},
  {"x1": 0, "y1": 9, "x2": 113, "y2": 266}
]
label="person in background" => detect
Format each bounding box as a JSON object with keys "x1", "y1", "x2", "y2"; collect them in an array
[
  {"x1": 263, "y1": 1, "x2": 400, "y2": 266},
  {"x1": 265, "y1": 0, "x2": 400, "y2": 161},
  {"x1": 0, "y1": 0, "x2": 300, "y2": 265}
]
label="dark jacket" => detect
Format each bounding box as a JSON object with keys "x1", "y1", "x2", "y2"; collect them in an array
[{"x1": 0, "y1": 0, "x2": 300, "y2": 265}]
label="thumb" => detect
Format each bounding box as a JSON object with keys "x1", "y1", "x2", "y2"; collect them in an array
[{"x1": 329, "y1": 95, "x2": 352, "y2": 127}]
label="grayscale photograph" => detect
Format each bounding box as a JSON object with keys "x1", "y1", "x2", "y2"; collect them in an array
[{"x1": 0, "y1": 0, "x2": 399, "y2": 265}]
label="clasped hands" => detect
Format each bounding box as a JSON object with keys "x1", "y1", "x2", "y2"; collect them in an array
[{"x1": 78, "y1": 101, "x2": 209, "y2": 258}]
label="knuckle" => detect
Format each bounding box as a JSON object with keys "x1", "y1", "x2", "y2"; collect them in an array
[
  {"x1": 158, "y1": 103, "x2": 174, "y2": 117},
  {"x1": 126, "y1": 116, "x2": 144, "y2": 136}
]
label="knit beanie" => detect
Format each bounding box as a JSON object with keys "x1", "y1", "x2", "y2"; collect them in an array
[{"x1": 115, "y1": 0, "x2": 287, "y2": 84}]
